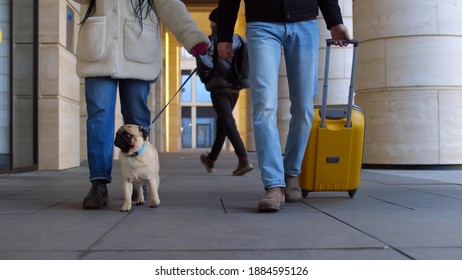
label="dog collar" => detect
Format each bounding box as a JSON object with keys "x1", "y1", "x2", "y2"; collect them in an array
[{"x1": 129, "y1": 143, "x2": 148, "y2": 158}]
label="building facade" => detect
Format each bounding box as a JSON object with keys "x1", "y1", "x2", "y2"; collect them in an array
[{"x1": 1, "y1": 0, "x2": 461, "y2": 175}]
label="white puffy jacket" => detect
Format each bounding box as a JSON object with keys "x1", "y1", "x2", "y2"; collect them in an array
[{"x1": 73, "y1": 0, "x2": 209, "y2": 81}]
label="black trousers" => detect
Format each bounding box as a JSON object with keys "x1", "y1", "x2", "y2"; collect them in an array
[{"x1": 209, "y1": 90, "x2": 247, "y2": 161}]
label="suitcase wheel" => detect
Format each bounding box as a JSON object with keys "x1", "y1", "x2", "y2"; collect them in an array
[
  {"x1": 302, "y1": 190, "x2": 309, "y2": 199},
  {"x1": 348, "y1": 189, "x2": 357, "y2": 198}
]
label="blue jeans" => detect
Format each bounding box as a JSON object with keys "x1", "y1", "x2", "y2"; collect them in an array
[
  {"x1": 85, "y1": 77, "x2": 151, "y2": 183},
  {"x1": 246, "y1": 21, "x2": 319, "y2": 189}
]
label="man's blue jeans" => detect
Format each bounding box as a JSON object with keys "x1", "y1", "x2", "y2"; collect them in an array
[
  {"x1": 85, "y1": 77, "x2": 151, "y2": 183},
  {"x1": 246, "y1": 21, "x2": 319, "y2": 189}
]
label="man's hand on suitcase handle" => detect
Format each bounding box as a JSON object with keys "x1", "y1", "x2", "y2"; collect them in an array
[
  {"x1": 329, "y1": 24, "x2": 352, "y2": 47},
  {"x1": 327, "y1": 39, "x2": 360, "y2": 47}
]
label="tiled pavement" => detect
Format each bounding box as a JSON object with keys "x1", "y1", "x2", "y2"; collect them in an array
[{"x1": 1, "y1": 152, "x2": 462, "y2": 260}]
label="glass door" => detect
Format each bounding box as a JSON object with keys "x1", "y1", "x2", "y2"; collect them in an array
[
  {"x1": 0, "y1": 0, "x2": 11, "y2": 173},
  {"x1": 179, "y1": 50, "x2": 216, "y2": 150},
  {"x1": 0, "y1": 0, "x2": 38, "y2": 173}
]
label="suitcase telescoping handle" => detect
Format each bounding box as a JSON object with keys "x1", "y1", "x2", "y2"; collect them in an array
[{"x1": 320, "y1": 39, "x2": 360, "y2": 128}]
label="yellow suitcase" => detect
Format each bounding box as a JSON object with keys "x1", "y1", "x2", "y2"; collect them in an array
[{"x1": 298, "y1": 39, "x2": 365, "y2": 198}]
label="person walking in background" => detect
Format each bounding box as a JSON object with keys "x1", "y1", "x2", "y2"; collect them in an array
[
  {"x1": 217, "y1": 0, "x2": 351, "y2": 212},
  {"x1": 196, "y1": 8, "x2": 254, "y2": 176},
  {"x1": 73, "y1": 0, "x2": 209, "y2": 209}
]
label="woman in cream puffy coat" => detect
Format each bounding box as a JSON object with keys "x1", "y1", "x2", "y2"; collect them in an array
[{"x1": 73, "y1": 0, "x2": 210, "y2": 209}]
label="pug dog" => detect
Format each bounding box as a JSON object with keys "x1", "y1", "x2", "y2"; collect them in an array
[{"x1": 114, "y1": 124, "x2": 160, "y2": 212}]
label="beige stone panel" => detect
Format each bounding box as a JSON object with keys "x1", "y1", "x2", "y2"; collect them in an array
[
  {"x1": 39, "y1": 97, "x2": 80, "y2": 170},
  {"x1": 38, "y1": 98, "x2": 59, "y2": 169},
  {"x1": 59, "y1": 0, "x2": 69, "y2": 48},
  {"x1": 319, "y1": 47, "x2": 350, "y2": 80},
  {"x1": 69, "y1": 1, "x2": 81, "y2": 53},
  {"x1": 277, "y1": 97, "x2": 290, "y2": 152},
  {"x1": 353, "y1": 0, "x2": 438, "y2": 42},
  {"x1": 439, "y1": 90, "x2": 462, "y2": 164},
  {"x1": 39, "y1": 0, "x2": 60, "y2": 43},
  {"x1": 58, "y1": 98, "x2": 80, "y2": 169},
  {"x1": 39, "y1": 44, "x2": 79, "y2": 101},
  {"x1": 277, "y1": 95, "x2": 290, "y2": 122},
  {"x1": 39, "y1": 44, "x2": 59, "y2": 97},
  {"x1": 59, "y1": 46, "x2": 79, "y2": 101},
  {"x1": 355, "y1": 40, "x2": 386, "y2": 91},
  {"x1": 387, "y1": 37, "x2": 462, "y2": 87},
  {"x1": 315, "y1": 79, "x2": 351, "y2": 105},
  {"x1": 318, "y1": 20, "x2": 329, "y2": 44},
  {"x1": 438, "y1": 0, "x2": 462, "y2": 36},
  {"x1": 355, "y1": 90, "x2": 439, "y2": 164}
]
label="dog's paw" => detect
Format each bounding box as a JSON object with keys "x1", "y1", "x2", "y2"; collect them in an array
[
  {"x1": 150, "y1": 199, "x2": 160, "y2": 208},
  {"x1": 136, "y1": 195, "x2": 145, "y2": 205},
  {"x1": 120, "y1": 203, "x2": 132, "y2": 212}
]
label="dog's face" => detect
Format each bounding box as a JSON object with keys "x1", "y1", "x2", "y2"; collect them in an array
[{"x1": 114, "y1": 124, "x2": 148, "y2": 154}]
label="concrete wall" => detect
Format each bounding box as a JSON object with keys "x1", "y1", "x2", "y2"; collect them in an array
[{"x1": 32, "y1": 0, "x2": 462, "y2": 171}]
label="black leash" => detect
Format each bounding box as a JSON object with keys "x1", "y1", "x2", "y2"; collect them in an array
[{"x1": 146, "y1": 68, "x2": 197, "y2": 129}]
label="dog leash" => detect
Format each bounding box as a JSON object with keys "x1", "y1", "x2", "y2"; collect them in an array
[{"x1": 146, "y1": 68, "x2": 197, "y2": 130}]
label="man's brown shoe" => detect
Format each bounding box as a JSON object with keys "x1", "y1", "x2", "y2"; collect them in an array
[
  {"x1": 257, "y1": 187, "x2": 285, "y2": 212},
  {"x1": 284, "y1": 174, "x2": 302, "y2": 202}
]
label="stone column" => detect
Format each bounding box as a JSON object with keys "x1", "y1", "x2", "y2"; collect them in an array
[
  {"x1": 39, "y1": 0, "x2": 80, "y2": 170},
  {"x1": 354, "y1": 0, "x2": 462, "y2": 164}
]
